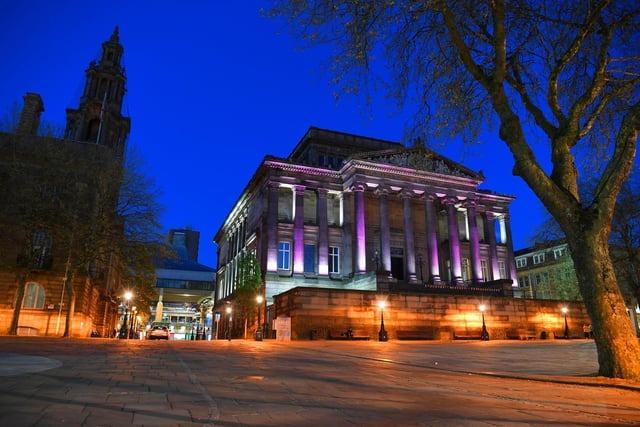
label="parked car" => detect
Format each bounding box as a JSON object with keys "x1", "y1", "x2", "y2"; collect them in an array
[{"x1": 147, "y1": 323, "x2": 170, "y2": 340}]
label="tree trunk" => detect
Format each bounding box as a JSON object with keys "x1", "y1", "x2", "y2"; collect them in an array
[
  {"x1": 567, "y1": 232, "x2": 640, "y2": 380},
  {"x1": 244, "y1": 318, "x2": 248, "y2": 340},
  {"x1": 8, "y1": 272, "x2": 28, "y2": 335},
  {"x1": 63, "y1": 272, "x2": 76, "y2": 338}
]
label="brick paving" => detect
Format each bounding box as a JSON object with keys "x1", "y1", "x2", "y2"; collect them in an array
[{"x1": 0, "y1": 337, "x2": 639, "y2": 426}]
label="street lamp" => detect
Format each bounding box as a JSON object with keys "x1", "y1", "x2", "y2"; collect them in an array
[
  {"x1": 479, "y1": 304, "x2": 490, "y2": 341},
  {"x1": 225, "y1": 306, "x2": 233, "y2": 341},
  {"x1": 255, "y1": 295, "x2": 264, "y2": 341},
  {"x1": 377, "y1": 300, "x2": 388, "y2": 342},
  {"x1": 120, "y1": 291, "x2": 133, "y2": 339},
  {"x1": 561, "y1": 306, "x2": 569, "y2": 339}
]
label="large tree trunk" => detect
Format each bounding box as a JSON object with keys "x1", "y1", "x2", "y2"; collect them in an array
[
  {"x1": 567, "y1": 232, "x2": 640, "y2": 380},
  {"x1": 8, "y1": 272, "x2": 28, "y2": 335},
  {"x1": 63, "y1": 273, "x2": 76, "y2": 338}
]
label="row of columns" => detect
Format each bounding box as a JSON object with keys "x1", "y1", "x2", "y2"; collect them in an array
[
  {"x1": 356, "y1": 184, "x2": 510, "y2": 285},
  {"x1": 265, "y1": 181, "x2": 513, "y2": 285},
  {"x1": 266, "y1": 182, "x2": 333, "y2": 276}
]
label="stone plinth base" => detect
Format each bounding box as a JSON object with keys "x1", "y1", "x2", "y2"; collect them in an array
[{"x1": 272, "y1": 287, "x2": 590, "y2": 340}]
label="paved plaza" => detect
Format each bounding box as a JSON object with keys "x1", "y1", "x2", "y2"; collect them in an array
[{"x1": 0, "y1": 337, "x2": 639, "y2": 426}]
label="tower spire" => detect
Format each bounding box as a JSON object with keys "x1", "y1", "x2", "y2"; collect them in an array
[{"x1": 64, "y1": 29, "x2": 130, "y2": 156}]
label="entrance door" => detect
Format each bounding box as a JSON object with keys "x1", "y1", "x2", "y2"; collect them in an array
[{"x1": 390, "y1": 247, "x2": 405, "y2": 281}]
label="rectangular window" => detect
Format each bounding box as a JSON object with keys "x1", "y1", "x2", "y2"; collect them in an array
[
  {"x1": 533, "y1": 253, "x2": 545, "y2": 264},
  {"x1": 481, "y1": 259, "x2": 489, "y2": 281},
  {"x1": 516, "y1": 257, "x2": 527, "y2": 268},
  {"x1": 329, "y1": 246, "x2": 340, "y2": 274},
  {"x1": 277, "y1": 242, "x2": 290, "y2": 270},
  {"x1": 554, "y1": 247, "x2": 566, "y2": 259},
  {"x1": 498, "y1": 260, "x2": 506, "y2": 279},
  {"x1": 304, "y1": 244, "x2": 316, "y2": 273},
  {"x1": 457, "y1": 210, "x2": 468, "y2": 241},
  {"x1": 278, "y1": 187, "x2": 293, "y2": 221},
  {"x1": 462, "y1": 258, "x2": 471, "y2": 281}
]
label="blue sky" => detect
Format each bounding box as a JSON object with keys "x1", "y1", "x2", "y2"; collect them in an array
[{"x1": 0, "y1": 1, "x2": 548, "y2": 267}]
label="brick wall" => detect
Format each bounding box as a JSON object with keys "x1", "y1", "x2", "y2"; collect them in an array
[{"x1": 273, "y1": 287, "x2": 591, "y2": 340}]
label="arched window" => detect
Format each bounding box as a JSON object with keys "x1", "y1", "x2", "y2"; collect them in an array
[
  {"x1": 23, "y1": 283, "x2": 45, "y2": 309},
  {"x1": 85, "y1": 119, "x2": 100, "y2": 142}
]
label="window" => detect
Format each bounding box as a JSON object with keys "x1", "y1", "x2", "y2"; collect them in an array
[
  {"x1": 329, "y1": 246, "x2": 340, "y2": 274},
  {"x1": 498, "y1": 260, "x2": 506, "y2": 280},
  {"x1": 32, "y1": 230, "x2": 52, "y2": 268},
  {"x1": 278, "y1": 188, "x2": 293, "y2": 221},
  {"x1": 457, "y1": 210, "x2": 468, "y2": 241},
  {"x1": 304, "y1": 190, "x2": 317, "y2": 224},
  {"x1": 533, "y1": 253, "x2": 545, "y2": 265},
  {"x1": 534, "y1": 273, "x2": 542, "y2": 285},
  {"x1": 520, "y1": 275, "x2": 531, "y2": 287},
  {"x1": 327, "y1": 193, "x2": 341, "y2": 226},
  {"x1": 304, "y1": 244, "x2": 316, "y2": 273},
  {"x1": 554, "y1": 247, "x2": 566, "y2": 259},
  {"x1": 277, "y1": 242, "x2": 290, "y2": 270},
  {"x1": 462, "y1": 258, "x2": 471, "y2": 282},
  {"x1": 481, "y1": 259, "x2": 489, "y2": 281},
  {"x1": 23, "y1": 282, "x2": 45, "y2": 309},
  {"x1": 516, "y1": 257, "x2": 527, "y2": 268}
]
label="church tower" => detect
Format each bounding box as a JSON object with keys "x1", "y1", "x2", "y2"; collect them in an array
[{"x1": 65, "y1": 27, "x2": 130, "y2": 155}]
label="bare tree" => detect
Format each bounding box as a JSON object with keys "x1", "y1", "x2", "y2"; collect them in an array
[{"x1": 270, "y1": 1, "x2": 640, "y2": 379}]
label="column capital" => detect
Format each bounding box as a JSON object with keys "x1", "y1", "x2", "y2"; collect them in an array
[
  {"x1": 425, "y1": 193, "x2": 439, "y2": 202},
  {"x1": 317, "y1": 188, "x2": 329, "y2": 197},
  {"x1": 442, "y1": 196, "x2": 459, "y2": 206},
  {"x1": 293, "y1": 184, "x2": 306, "y2": 195},
  {"x1": 267, "y1": 181, "x2": 281, "y2": 190},
  {"x1": 374, "y1": 187, "x2": 389, "y2": 197},
  {"x1": 350, "y1": 183, "x2": 366, "y2": 192},
  {"x1": 463, "y1": 198, "x2": 478, "y2": 209},
  {"x1": 400, "y1": 189, "x2": 415, "y2": 199}
]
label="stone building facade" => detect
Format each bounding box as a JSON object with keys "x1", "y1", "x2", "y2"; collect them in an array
[
  {"x1": 214, "y1": 128, "x2": 519, "y2": 322},
  {"x1": 0, "y1": 28, "x2": 130, "y2": 337}
]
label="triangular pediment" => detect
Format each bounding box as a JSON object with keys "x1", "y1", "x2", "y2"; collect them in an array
[{"x1": 353, "y1": 147, "x2": 482, "y2": 180}]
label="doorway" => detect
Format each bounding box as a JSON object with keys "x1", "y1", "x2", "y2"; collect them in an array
[{"x1": 390, "y1": 247, "x2": 405, "y2": 281}]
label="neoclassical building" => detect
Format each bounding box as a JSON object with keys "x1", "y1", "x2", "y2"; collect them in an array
[{"x1": 214, "y1": 128, "x2": 518, "y2": 309}]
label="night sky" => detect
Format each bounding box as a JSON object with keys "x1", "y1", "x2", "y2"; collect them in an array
[{"x1": 0, "y1": 1, "x2": 548, "y2": 267}]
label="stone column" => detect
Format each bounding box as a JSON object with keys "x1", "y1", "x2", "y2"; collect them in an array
[
  {"x1": 353, "y1": 183, "x2": 367, "y2": 274},
  {"x1": 424, "y1": 195, "x2": 441, "y2": 284},
  {"x1": 376, "y1": 188, "x2": 392, "y2": 276},
  {"x1": 293, "y1": 185, "x2": 306, "y2": 275},
  {"x1": 317, "y1": 188, "x2": 329, "y2": 276},
  {"x1": 483, "y1": 211, "x2": 501, "y2": 280},
  {"x1": 266, "y1": 182, "x2": 279, "y2": 272},
  {"x1": 503, "y1": 213, "x2": 519, "y2": 287},
  {"x1": 445, "y1": 198, "x2": 463, "y2": 284},
  {"x1": 466, "y1": 201, "x2": 483, "y2": 283},
  {"x1": 402, "y1": 191, "x2": 418, "y2": 283}
]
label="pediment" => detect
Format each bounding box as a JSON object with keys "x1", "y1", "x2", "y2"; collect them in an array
[{"x1": 355, "y1": 148, "x2": 481, "y2": 180}]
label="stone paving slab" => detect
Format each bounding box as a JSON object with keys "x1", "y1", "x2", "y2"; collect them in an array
[{"x1": 0, "y1": 337, "x2": 638, "y2": 426}]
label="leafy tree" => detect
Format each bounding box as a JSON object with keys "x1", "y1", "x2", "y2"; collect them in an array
[
  {"x1": 233, "y1": 252, "x2": 262, "y2": 338},
  {"x1": 270, "y1": 1, "x2": 640, "y2": 379}
]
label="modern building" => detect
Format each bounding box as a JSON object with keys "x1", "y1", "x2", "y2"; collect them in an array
[
  {"x1": 214, "y1": 127, "x2": 519, "y2": 328},
  {"x1": 151, "y1": 229, "x2": 215, "y2": 339},
  {"x1": 0, "y1": 28, "x2": 129, "y2": 337}
]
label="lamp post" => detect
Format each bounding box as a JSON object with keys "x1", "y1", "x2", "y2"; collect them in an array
[
  {"x1": 561, "y1": 306, "x2": 569, "y2": 339},
  {"x1": 225, "y1": 306, "x2": 233, "y2": 341},
  {"x1": 377, "y1": 300, "x2": 388, "y2": 342},
  {"x1": 120, "y1": 291, "x2": 133, "y2": 339},
  {"x1": 479, "y1": 304, "x2": 490, "y2": 341},
  {"x1": 255, "y1": 295, "x2": 264, "y2": 341},
  {"x1": 130, "y1": 306, "x2": 137, "y2": 339}
]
